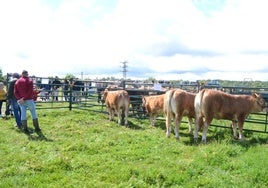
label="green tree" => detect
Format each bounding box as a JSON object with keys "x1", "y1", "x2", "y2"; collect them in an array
[
  {"x1": 0, "y1": 69, "x2": 4, "y2": 82},
  {"x1": 65, "y1": 73, "x2": 76, "y2": 80},
  {"x1": 145, "y1": 77, "x2": 156, "y2": 84}
]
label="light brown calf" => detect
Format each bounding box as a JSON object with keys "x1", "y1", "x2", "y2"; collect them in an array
[
  {"x1": 194, "y1": 89, "x2": 266, "y2": 142},
  {"x1": 102, "y1": 89, "x2": 130, "y2": 126},
  {"x1": 164, "y1": 89, "x2": 196, "y2": 139},
  {"x1": 142, "y1": 94, "x2": 165, "y2": 126}
]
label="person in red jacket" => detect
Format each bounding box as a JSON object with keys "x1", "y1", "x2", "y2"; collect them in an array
[
  {"x1": 33, "y1": 85, "x2": 41, "y2": 101},
  {"x1": 14, "y1": 70, "x2": 41, "y2": 133}
]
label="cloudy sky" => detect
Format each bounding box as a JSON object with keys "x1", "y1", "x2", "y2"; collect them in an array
[{"x1": 1, "y1": 0, "x2": 268, "y2": 81}]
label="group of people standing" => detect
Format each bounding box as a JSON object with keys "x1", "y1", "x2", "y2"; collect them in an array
[
  {"x1": 0, "y1": 70, "x2": 41, "y2": 134},
  {"x1": 35, "y1": 77, "x2": 86, "y2": 102},
  {"x1": 1, "y1": 71, "x2": 92, "y2": 134}
]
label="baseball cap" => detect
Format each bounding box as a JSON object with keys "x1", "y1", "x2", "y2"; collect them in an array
[
  {"x1": 22, "y1": 70, "x2": 28, "y2": 75},
  {"x1": 12, "y1": 72, "x2": 20, "y2": 79}
]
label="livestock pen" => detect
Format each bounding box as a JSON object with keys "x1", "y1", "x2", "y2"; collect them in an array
[{"x1": 5, "y1": 76, "x2": 268, "y2": 134}]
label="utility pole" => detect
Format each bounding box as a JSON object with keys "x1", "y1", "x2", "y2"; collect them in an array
[{"x1": 121, "y1": 61, "x2": 128, "y2": 89}]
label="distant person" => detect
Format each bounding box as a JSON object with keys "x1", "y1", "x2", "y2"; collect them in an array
[
  {"x1": 72, "y1": 79, "x2": 84, "y2": 102},
  {"x1": 199, "y1": 82, "x2": 205, "y2": 91},
  {"x1": 14, "y1": 70, "x2": 41, "y2": 133},
  {"x1": 63, "y1": 78, "x2": 70, "y2": 101},
  {"x1": 33, "y1": 85, "x2": 41, "y2": 102},
  {"x1": 0, "y1": 81, "x2": 7, "y2": 117},
  {"x1": 51, "y1": 76, "x2": 62, "y2": 101},
  {"x1": 44, "y1": 79, "x2": 52, "y2": 100},
  {"x1": 7, "y1": 73, "x2": 22, "y2": 129}
]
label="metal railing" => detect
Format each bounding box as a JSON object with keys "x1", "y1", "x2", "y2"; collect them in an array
[{"x1": 5, "y1": 75, "x2": 268, "y2": 134}]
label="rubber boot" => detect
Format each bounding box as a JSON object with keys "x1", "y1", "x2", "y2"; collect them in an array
[
  {"x1": 33, "y1": 118, "x2": 41, "y2": 132},
  {"x1": 22, "y1": 120, "x2": 30, "y2": 134}
]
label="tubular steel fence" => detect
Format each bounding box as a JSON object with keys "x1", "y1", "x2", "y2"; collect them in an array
[{"x1": 5, "y1": 76, "x2": 268, "y2": 134}]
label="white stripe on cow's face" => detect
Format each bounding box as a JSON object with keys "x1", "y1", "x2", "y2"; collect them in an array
[
  {"x1": 252, "y1": 93, "x2": 266, "y2": 111},
  {"x1": 254, "y1": 97, "x2": 266, "y2": 112}
]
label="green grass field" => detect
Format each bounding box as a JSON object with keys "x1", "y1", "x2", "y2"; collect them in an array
[{"x1": 1, "y1": 108, "x2": 268, "y2": 187}]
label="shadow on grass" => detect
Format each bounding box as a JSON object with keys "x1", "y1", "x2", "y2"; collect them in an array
[
  {"x1": 153, "y1": 122, "x2": 166, "y2": 130},
  {"x1": 182, "y1": 127, "x2": 268, "y2": 147},
  {"x1": 107, "y1": 118, "x2": 144, "y2": 130},
  {"x1": 127, "y1": 121, "x2": 144, "y2": 130},
  {"x1": 25, "y1": 128, "x2": 53, "y2": 142},
  {"x1": 231, "y1": 133, "x2": 268, "y2": 148}
]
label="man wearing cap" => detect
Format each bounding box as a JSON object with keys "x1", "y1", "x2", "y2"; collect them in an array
[
  {"x1": 7, "y1": 73, "x2": 22, "y2": 129},
  {"x1": 0, "y1": 82, "x2": 6, "y2": 117},
  {"x1": 14, "y1": 70, "x2": 41, "y2": 133}
]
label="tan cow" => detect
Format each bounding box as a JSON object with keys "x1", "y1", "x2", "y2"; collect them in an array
[
  {"x1": 142, "y1": 94, "x2": 165, "y2": 126},
  {"x1": 194, "y1": 89, "x2": 266, "y2": 142},
  {"x1": 102, "y1": 89, "x2": 130, "y2": 126},
  {"x1": 164, "y1": 89, "x2": 196, "y2": 139}
]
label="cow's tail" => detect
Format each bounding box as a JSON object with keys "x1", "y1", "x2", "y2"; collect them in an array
[
  {"x1": 164, "y1": 89, "x2": 176, "y2": 116},
  {"x1": 121, "y1": 91, "x2": 130, "y2": 122},
  {"x1": 194, "y1": 89, "x2": 206, "y2": 130},
  {"x1": 122, "y1": 91, "x2": 130, "y2": 110}
]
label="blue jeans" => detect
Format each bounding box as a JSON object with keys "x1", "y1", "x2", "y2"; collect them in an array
[
  {"x1": 10, "y1": 98, "x2": 22, "y2": 126},
  {"x1": 0, "y1": 100, "x2": 4, "y2": 115},
  {"x1": 19, "y1": 99, "x2": 38, "y2": 121}
]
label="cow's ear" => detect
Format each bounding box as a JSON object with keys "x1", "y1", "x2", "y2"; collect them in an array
[
  {"x1": 252, "y1": 93, "x2": 259, "y2": 98},
  {"x1": 141, "y1": 95, "x2": 145, "y2": 101}
]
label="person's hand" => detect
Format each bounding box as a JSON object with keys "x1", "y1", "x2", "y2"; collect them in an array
[{"x1": 18, "y1": 98, "x2": 24, "y2": 104}]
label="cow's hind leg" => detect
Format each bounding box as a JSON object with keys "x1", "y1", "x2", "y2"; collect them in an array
[
  {"x1": 174, "y1": 115, "x2": 182, "y2": 140},
  {"x1": 117, "y1": 109, "x2": 122, "y2": 125},
  {"x1": 149, "y1": 114, "x2": 154, "y2": 126},
  {"x1": 201, "y1": 120, "x2": 211, "y2": 143},
  {"x1": 165, "y1": 113, "x2": 172, "y2": 138},
  {"x1": 124, "y1": 107, "x2": 129, "y2": 126},
  {"x1": 108, "y1": 109, "x2": 113, "y2": 121},
  {"x1": 188, "y1": 117, "x2": 193, "y2": 134},
  {"x1": 152, "y1": 114, "x2": 156, "y2": 126},
  {"x1": 232, "y1": 121, "x2": 238, "y2": 140},
  {"x1": 194, "y1": 116, "x2": 200, "y2": 142},
  {"x1": 238, "y1": 121, "x2": 245, "y2": 140}
]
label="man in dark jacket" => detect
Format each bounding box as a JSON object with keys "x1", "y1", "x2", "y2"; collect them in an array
[
  {"x1": 51, "y1": 77, "x2": 62, "y2": 101},
  {"x1": 7, "y1": 73, "x2": 22, "y2": 129}
]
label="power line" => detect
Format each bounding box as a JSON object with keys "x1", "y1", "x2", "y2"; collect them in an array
[{"x1": 121, "y1": 61, "x2": 128, "y2": 80}]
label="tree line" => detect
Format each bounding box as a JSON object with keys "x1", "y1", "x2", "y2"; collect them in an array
[{"x1": 1, "y1": 69, "x2": 268, "y2": 88}]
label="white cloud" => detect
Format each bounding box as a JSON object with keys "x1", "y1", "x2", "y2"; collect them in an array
[{"x1": 1, "y1": 0, "x2": 268, "y2": 81}]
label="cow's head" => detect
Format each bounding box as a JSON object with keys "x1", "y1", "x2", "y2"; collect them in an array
[
  {"x1": 101, "y1": 89, "x2": 109, "y2": 104},
  {"x1": 252, "y1": 93, "x2": 266, "y2": 111},
  {"x1": 141, "y1": 95, "x2": 148, "y2": 114},
  {"x1": 141, "y1": 95, "x2": 147, "y2": 107}
]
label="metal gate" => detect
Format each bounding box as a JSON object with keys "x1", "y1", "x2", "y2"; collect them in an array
[{"x1": 5, "y1": 75, "x2": 268, "y2": 134}]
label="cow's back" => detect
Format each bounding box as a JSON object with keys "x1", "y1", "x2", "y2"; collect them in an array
[
  {"x1": 164, "y1": 89, "x2": 196, "y2": 139},
  {"x1": 199, "y1": 89, "x2": 258, "y2": 120},
  {"x1": 118, "y1": 90, "x2": 130, "y2": 109},
  {"x1": 103, "y1": 89, "x2": 130, "y2": 125},
  {"x1": 194, "y1": 89, "x2": 266, "y2": 141},
  {"x1": 106, "y1": 90, "x2": 130, "y2": 109},
  {"x1": 166, "y1": 89, "x2": 195, "y2": 118},
  {"x1": 143, "y1": 94, "x2": 165, "y2": 114}
]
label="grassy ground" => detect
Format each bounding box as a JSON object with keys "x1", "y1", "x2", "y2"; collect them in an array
[{"x1": 0, "y1": 108, "x2": 268, "y2": 187}]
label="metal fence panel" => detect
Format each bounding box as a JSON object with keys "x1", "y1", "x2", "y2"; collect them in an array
[{"x1": 6, "y1": 75, "x2": 267, "y2": 134}]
